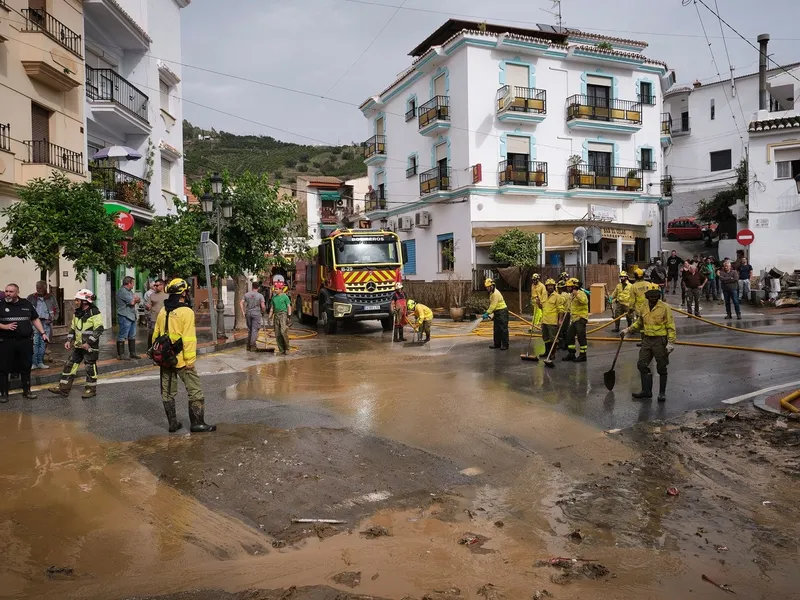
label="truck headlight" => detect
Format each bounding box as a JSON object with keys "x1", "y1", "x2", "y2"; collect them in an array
[{"x1": 333, "y1": 302, "x2": 352, "y2": 317}]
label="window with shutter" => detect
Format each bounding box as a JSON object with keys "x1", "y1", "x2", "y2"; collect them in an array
[
  {"x1": 161, "y1": 157, "x2": 172, "y2": 190},
  {"x1": 160, "y1": 79, "x2": 170, "y2": 113}
]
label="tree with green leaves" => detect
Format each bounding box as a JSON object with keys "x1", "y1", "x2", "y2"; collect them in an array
[
  {"x1": 126, "y1": 199, "x2": 206, "y2": 279},
  {"x1": 696, "y1": 158, "x2": 747, "y2": 238},
  {"x1": 0, "y1": 172, "x2": 123, "y2": 280},
  {"x1": 489, "y1": 228, "x2": 540, "y2": 311},
  {"x1": 192, "y1": 171, "x2": 305, "y2": 328}
]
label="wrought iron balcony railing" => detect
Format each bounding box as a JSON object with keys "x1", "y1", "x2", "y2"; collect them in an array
[
  {"x1": 661, "y1": 175, "x2": 674, "y2": 197},
  {"x1": 566, "y1": 94, "x2": 642, "y2": 125},
  {"x1": 638, "y1": 94, "x2": 656, "y2": 105},
  {"x1": 419, "y1": 166, "x2": 451, "y2": 195},
  {"x1": 661, "y1": 113, "x2": 673, "y2": 135},
  {"x1": 496, "y1": 86, "x2": 547, "y2": 114},
  {"x1": 498, "y1": 160, "x2": 548, "y2": 187},
  {"x1": 89, "y1": 166, "x2": 151, "y2": 209},
  {"x1": 567, "y1": 164, "x2": 643, "y2": 192},
  {"x1": 405, "y1": 106, "x2": 416, "y2": 122},
  {"x1": 22, "y1": 8, "x2": 83, "y2": 58},
  {"x1": 25, "y1": 141, "x2": 84, "y2": 175},
  {"x1": 418, "y1": 96, "x2": 450, "y2": 130},
  {"x1": 365, "y1": 190, "x2": 388, "y2": 212},
  {"x1": 363, "y1": 134, "x2": 386, "y2": 159},
  {"x1": 637, "y1": 159, "x2": 657, "y2": 172},
  {"x1": 406, "y1": 164, "x2": 417, "y2": 178},
  {"x1": 85, "y1": 66, "x2": 150, "y2": 123},
  {"x1": 320, "y1": 206, "x2": 339, "y2": 224},
  {"x1": 0, "y1": 123, "x2": 9, "y2": 152}
]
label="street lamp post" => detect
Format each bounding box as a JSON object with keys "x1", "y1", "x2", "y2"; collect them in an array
[{"x1": 201, "y1": 173, "x2": 232, "y2": 340}]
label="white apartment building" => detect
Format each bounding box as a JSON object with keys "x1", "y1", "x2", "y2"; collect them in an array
[
  {"x1": 294, "y1": 175, "x2": 365, "y2": 248},
  {"x1": 359, "y1": 20, "x2": 672, "y2": 281},
  {"x1": 82, "y1": 0, "x2": 190, "y2": 325}
]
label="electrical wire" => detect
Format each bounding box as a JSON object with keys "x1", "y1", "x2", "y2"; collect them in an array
[{"x1": 712, "y1": 0, "x2": 748, "y2": 129}]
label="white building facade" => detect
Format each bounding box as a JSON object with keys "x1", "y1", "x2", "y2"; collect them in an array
[
  {"x1": 360, "y1": 20, "x2": 672, "y2": 282},
  {"x1": 82, "y1": 0, "x2": 190, "y2": 325}
]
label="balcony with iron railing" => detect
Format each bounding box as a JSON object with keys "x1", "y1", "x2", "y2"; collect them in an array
[
  {"x1": 637, "y1": 159, "x2": 657, "y2": 172},
  {"x1": 566, "y1": 94, "x2": 642, "y2": 132},
  {"x1": 498, "y1": 160, "x2": 548, "y2": 187},
  {"x1": 418, "y1": 96, "x2": 450, "y2": 135},
  {"x1": 661, "y1": 113, "x2": 673, "y2": 136},
  {"x1": 365, "y1": 190, "x2": 388, "y2": 213},
  {"x1": 420, "y1": 166, "x2": 451, "y2": 195},
  {"x1": 22, "y1": 9, "x2": 82, "y2": 58},
  {"x1": 661, "y1": 175, "x2": 674, "y2": 198},
  {"x1": 320, "y1": 206, "x2": 339, "y2": 224},
  {"x1": 25, "y1": 141, "x2": 84, "y2": 176},
  {"x1": 673, "y1": 116, "x2": 691, "y2": 136},
  {"x1": 89, "y1": 166, "x2": 151, "y2": 210},
  {"x1": 0, "y1": 123, "x2": 9, "y2": 153},
  {"x1": 363, "y1": 134, "x2": 386, "y2": 165},
  {"x1": 567, "y1": 164, "x2": 643, "y2": 192},
  {"x1": 85, "y1": 66, "x2": 150, "y2": 132},
  {"x1": 496, "y1": 86, "x2": 547, "y2": 124}
]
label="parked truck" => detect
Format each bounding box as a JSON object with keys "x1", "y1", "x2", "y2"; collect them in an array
[{"x1": 294, "y1": 228, "x2": 407, "y2": 334}]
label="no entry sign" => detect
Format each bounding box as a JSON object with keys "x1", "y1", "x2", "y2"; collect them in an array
[{"x1": 736, "y1": 229, "x2": 755, "y2": 246}]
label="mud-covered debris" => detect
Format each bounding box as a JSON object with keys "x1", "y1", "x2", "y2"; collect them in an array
[
  {"x1": 568, "y1": 529, "x2": 583, "y2": 543},
  {"x1": 552, "y1": 462, "x2": 562, "y2": 468},
  {"x1": 666, "y1": 486, "x2": 680, "y2": 496},
  {"x1": 371, "y1": 573, "x2": 380, "y2": 581},
  {"x1": 46, "y1": 566, "x2": 74, "y2": 578},
  {"x1": 695, "y1": 527, "x2": 707, "y2": 536},
  {"x1": 292, "y1": 518, "x2": 347, "y2": 524},
  {"x1": 715, "y1": 545, "x2": 729, "y2": 552},
  {"x1": 494, "y1": 520, "x2": 504, "y2": 528},
  {"x1": 532, "y1": 591, "x2": 553, "y2": 600},
  {"x1": 458, "y1": 532, "x2": 493, "y2": 554},
  {"x1": 477, "y1": 583, "x2": 504, "y2": 599},
  {"x1": 360, "y1": 525, "x2": 390, "y2": 539},
  {"x1": 725, "y1": 410, "x2": 740, "y2": 420},
  {"x1": 332, "y1": 571, "x2": 361, "y2": 588},
  {"x1": 774, "y1": 419, "x2": 788, "y2": 430},
  {"x1": 271, "y1": 540, "x2": 287, "y2": 549},
  {"x1": 537, "y1": 557, "x2": 609, "y2": 585},
  {"x1": 702, "y1": 573, "x2": 736, "y2": 595}
]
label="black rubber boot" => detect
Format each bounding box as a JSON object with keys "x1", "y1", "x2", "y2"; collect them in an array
[
  {"x1": 399, "y1": 331, "x2": 406, "y2": 342},
  {"x1": 163, "y1": 401, "x2": 183, "y2": 433},
  {"x1": 489, "y1": 345, "x2": 500, "y2": 349},
  {"x1": 392, "y1": 328, "x2": 398, "y2": 342},
  {"x1": 0, "y1": 374, "x2": 8, "y2": 403},
  {"x1": 20, "y1": 372, "x2": 36, "y2": 399},
  {"x1": 128, "y1": 339, "x2": 141, "y2": 360},
  {"x1": 632, "y1": 372, "x2": 653, "y2": 399},
  {"x1": 189, "y1": 402, "x2": 217, "y2": 433},
  {"x1": 573, "y1": 352, "x2": 587, "y2": 363},
  {"x1": 539, "y1": 342, "x2": 551, "y2": 359},
  {"x1": 562, "y1": 351, "x2": 576, "y2": 362},
  {"x1": 424, "y1": 332, "x2": 431, "y2": 344},
  {"x1": 117, "y1": 342, "x2": 128, "y2": 360},
  {"x1": 658, "y1": 374, "x2": 667, "y2": 402},
  {"x1": 81, "y1": 386, "x2": 96, "y2": 399}
]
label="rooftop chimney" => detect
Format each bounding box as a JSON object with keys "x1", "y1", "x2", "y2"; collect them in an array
[
  {"x1": 693, "y1": 80, "x2": 702, "y2": 88},
  {"x1": 757, "y1": 33, "x2": 770, "y2": 111}
]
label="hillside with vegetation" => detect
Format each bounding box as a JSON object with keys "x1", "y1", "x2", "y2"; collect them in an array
[{"x1": 182, "y1": 120, "x2": 368, "y2": 184}]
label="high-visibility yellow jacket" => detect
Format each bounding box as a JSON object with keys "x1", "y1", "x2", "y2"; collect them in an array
[
  {"x1": 411, "y1": 303, "x2": 434, "y2": 323},
  {"x1": 569, "y1": 290, "x2": 589, "y2": 320},
  {"x1": 487, "y1": 289, "x2": 507, "y2": 314},
  {"x1": 67, "y1": 305, "x2": 104, "y2": 350},
  {"x1": 611, "y1": 282, "x2": 633, "y2": 308},
  {"x1": 630, "y1": 301, "x2": 676, "y2": 342},
  {"x1": 631, "y1": 279, "x2": 651, "y2": 314},
  {"x1": 153, "y1": 303, "x2": 198, "y2": 368},
  {"x1": 541, "y1": 290, "x2": 566, "y2": 325},
  {"x1": 531, "y1": 281, "x2": 548, "y2": 308}
]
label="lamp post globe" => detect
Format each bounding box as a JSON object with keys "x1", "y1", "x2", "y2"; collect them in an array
[
  {"x1": 211, "y1": 172, "x2": 223, "y2": 196},
  {"x1": 200, "y1": 192, "x2": 214, "y2": 214}
]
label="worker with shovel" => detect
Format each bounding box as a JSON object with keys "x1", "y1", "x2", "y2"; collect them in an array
[
  {"x1": 562, "y1": 278, "x2": 589, "y2": 363},
  {"x1": 621, "y1": 283, "x2": 676, "y2": 402},
  {"x1": 530, "y1": 273, "x2": 547, "y2": 327},
  {"x1": 407, "y1": 299, "x2": 433, "y2": 344},
  {"x1": 539, "y1": 279, "x2": 566, "y2": 359},
  {"x1": 484, "y1": 278, "x2": 509, "y2": 350},
  {"x1": 556, "y1": 279, "x2": 571, "y2": 350},
  {"x1": 610, "y1": 271, "x2": 634, "y2": 333}
]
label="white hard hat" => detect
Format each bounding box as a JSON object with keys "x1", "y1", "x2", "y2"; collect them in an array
[
  {"x1": 272, "y1": 274, "x2": 285, "y2": 283},
  {"x1": 395, "y1": 282, "x2": 403, "y2": 290},
  {"x1": 74, "y1": 289, "x2": 94, "y2": 302}
]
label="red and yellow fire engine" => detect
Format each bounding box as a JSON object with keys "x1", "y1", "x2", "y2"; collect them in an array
[{"x1": 294, "y1": 229, "x2": 407, "y2": 334}]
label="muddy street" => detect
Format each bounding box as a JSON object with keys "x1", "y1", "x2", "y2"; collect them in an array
[{"x1": 1, "y1": 316, "x2": 800, "y2": 599}]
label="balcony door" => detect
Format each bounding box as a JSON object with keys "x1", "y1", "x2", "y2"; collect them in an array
[
  {"x1": 435, "y1": 141, "x2": 447, "y2": 175},
  {"x1": 507, "y1": 64, "x2": 529, "y2": 98},
  {"x1": 375, "y1": 116, "x2": 384, "y2": 136},
  {"x1": 31, "y1": 103, "x2": 51, "y2": 164},
  {"x1": 433, "y1": 74, "x2": 446, "y2": 97},
  {"x1": 587, "y1": 76, "x2": 611, "y2": 121},
  {"x1": 588, "y1": 149, "x2": 611, "y2": 177}
]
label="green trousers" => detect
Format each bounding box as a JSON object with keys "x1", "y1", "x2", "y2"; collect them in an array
[
  {"x1": 274, "y1": 311, "x2": 290, "y2": 354},
  {"x1": 160, "y1": 366, "x2": 205, "y2": 417}
]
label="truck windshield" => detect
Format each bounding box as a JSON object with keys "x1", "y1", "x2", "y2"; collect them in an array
[{"x1": 335, "y1": 238, "x2": 398, "y2": 265}]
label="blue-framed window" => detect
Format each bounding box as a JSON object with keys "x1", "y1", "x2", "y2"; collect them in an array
[
  {"x1": 402, "y1": 240, "x2": 416, "y2": 275},
  {"x1": 437, "y1": 232, "x2": 454, "y2": 272}
]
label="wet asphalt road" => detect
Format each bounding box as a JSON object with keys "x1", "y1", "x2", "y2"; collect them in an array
[{"x1": 3, "y1": 302, "x2": 799, "y2": 441}]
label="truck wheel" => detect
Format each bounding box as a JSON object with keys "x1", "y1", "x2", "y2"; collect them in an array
[
  {"x1": 318, "y1": 300, "x2": 337, "y2": 334},
  {"x1": 381, "y1": 316, "x2": 393, "y2": 332}
]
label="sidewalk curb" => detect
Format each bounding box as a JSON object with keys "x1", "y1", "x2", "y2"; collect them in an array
[{"x1": 11, "y1": 335, "x2": 248, "y2": 391}]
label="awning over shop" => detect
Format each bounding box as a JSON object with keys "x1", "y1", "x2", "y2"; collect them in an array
[
  {"x1": 319, "y1": 191, "x2": 341, "y2": 202},
  {"x1": 472, "y1": 224, "x2": 646, "y2": 248}
]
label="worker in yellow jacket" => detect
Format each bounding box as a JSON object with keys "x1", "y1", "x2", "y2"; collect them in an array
[
  {"x1": 609, "y1": 271, "x2": 634, "y2": 333},
  {"x1": 621, "y1": 283, "x2": 676, "y2": 402},
  {"x1": 530, "y1": 273, "x2": 548, "y2": 326},
  {"x1": 152, "y1": 278, "x2": 216, "y2": 433},
  {"x1": 484, "y1": 278, "x2": 509, "y2": 350},
  {"x1": 630, "y1": 267, "x2": 650, "y2": 318},
  {"x1": 406, "y1": 299, "x2": 433, "y2": 343},
  {"x1": 539, "y1": 279, "x2": 565, "y2": 358},
  {"x1": 563, "y1": 278, "x2": 589, "y2": 363}
]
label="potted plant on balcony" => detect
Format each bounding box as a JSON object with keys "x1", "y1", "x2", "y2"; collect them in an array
[
  {"x1": 625, "y1": 169, "x2": 641, "y2": 192},
  {"x1": 568, "y1": 154, "x2": 584, "y2": 188}
]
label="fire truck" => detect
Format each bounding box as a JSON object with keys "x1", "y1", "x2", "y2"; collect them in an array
[{"x1": 294, "y1": 229, "x2": 408, "y2": 334}]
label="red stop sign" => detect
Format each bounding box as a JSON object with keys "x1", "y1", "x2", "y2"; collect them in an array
[
  {"x1": 115, "y1": 212, "x2": 135, "y2": 231},
  {"x1": 736, "y1": 229, "x2": 755, "y2": 246}
]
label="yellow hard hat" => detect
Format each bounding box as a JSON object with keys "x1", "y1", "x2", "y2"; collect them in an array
[
  {"x1": 567, "y1": 277, "x2": 580, "y2": 287},
  {"x1": 634, "y1": 268, "x2": 644, "y2": 278},
  {"x1": 645, "y1": 283, "x2": 662, "y2": 296},
  {"x1": 484, "y1": 278, "x2": 495, "y2": 288},
  {"x1": 545, "y1": 278, "x2": 556, "y2": 286},
  {"x1": 166, "y1": 278, "x2": 189, "y2": 295},
  {"x1": 532, "y1": 273, "x2": 540, "y2": 280},
  {"x1": 407, "y1": 299, "x2": 417, "y2": 311},
  {"x1": 619, "y1": 271, "x2": 628, "y2": 278}
]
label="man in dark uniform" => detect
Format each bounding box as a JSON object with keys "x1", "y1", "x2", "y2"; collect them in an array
[{"x1": 0, "y1": 283, "x2": 50, "y2": 402}]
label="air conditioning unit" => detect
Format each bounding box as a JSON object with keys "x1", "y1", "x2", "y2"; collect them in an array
[
  {"x1": 399, "y1": 216, "x2": 413, "y2": 231},
  {"x1": 415, "y1": 211, "x2": 431, "y2": 228},
  {"x1": 385, "y1": 220, "x2": 396, "y2": 232}
]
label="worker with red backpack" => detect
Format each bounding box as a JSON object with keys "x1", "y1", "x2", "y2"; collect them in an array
[{"x1": 150, "y1": 278, "x2": 216, "y2": 434}]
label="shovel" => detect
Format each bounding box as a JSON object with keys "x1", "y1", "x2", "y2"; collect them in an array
[
  {"x1": 254, "y1": 320, "x2": 275, "y2": 353},
  {"x1": 543, "y1": 296, "x2": 574, "y2": 369},
  {"x1": 603, "y1": 335, "x2": 625, "y2": 390},
  {"x1": 520, "y1": 317, "x2": 539, "y2": 362}
]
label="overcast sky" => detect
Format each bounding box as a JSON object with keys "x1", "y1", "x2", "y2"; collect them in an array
[{"x1": 181, "y1": 0, "x2": 798, "y2": 145}]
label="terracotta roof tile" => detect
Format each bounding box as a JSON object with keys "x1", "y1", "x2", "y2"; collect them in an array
[{"x1": 748, "y1": 115, "x2": 800, "y2": 132}]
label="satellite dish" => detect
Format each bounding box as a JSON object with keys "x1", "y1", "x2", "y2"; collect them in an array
[
  {"x1": 572, "y1": 226, "x2": 587, "y2": 244},
  {"x1": 587, "y1": 226, "x2": 602, "y2": 244}
]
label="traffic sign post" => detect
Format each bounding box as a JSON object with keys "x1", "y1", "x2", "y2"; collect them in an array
[
  {"x1": 197, "y1": 232, "x2": 220, "y2": 338},
  {"x1": 736, "y1": 229, "x2": 755, "y2": 246}
]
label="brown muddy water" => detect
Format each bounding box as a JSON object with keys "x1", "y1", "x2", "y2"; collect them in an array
[{"x1": 1, "y1": 348, "x2": 799, "y2": 599}]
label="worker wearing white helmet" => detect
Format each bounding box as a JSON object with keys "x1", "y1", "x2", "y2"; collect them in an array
[{"x1": 391, "y1": 281, "x2": 408, "y2": 342}]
